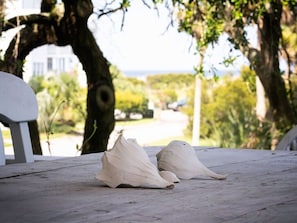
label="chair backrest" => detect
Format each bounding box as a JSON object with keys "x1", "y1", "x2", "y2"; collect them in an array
[
  {"x1": 0, "y1": 71, "x2": 37, "y2": 165},
  {"x1": 0, "y1": 71, "x2": 38, "y2": 123},
  {"x1": 276, "y1": 125, "x2": 297, "y2": 150}
]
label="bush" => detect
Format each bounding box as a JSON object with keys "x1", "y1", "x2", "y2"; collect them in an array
[
  {"x1": 29, "y1": 73, "x2": 86, "y2": 133},
  {"x1": 111, "y1": 65, "x2": 150, "y2": 116},
  {"x1": 146, "y1": 73, "x2": 195, "y2": 109},
  {"x1": 185, "y1": 72, "x2": 273, "y2": 149}
]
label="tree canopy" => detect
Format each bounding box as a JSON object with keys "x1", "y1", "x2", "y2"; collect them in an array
[{"x1": 164, "y1": 0, "x2": 297, "y2": 138}]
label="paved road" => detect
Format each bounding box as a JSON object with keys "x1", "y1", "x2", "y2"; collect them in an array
[{"x1": 114, "y1": 109, "x2": 188, "y2": 146}]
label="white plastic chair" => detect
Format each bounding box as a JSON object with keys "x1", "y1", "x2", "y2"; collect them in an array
[
  {"x1": 0, "y1": 71, "x2": 37, "y2": 165},
  {"x1": 276, "y1": 125, "x2": 297, "y2": 150}
]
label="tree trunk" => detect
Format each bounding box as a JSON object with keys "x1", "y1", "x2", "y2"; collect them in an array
[
  {"x1": 255, "y1": 1, "x2": 296, "y2": 129},
  {"x1": 62, "y1": 0, "x2": 115, "y2": 154},
  {"x1": 71, "y1": 28, "x2": 115, "y2": 154},
  {"x1": 28, "y1": 121, "x2": 42, "y2": 154}
]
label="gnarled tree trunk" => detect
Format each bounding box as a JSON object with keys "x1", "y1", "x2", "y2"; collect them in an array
[
  {"x1": 1, "y1": 0, "x2": 115, "y2": 154},
  {"x1": 63, "y1": 1, "x2": 115, "y2": 153},
  {"x1": 255, "y1": 1, "x2": 295, "y2": 129}
]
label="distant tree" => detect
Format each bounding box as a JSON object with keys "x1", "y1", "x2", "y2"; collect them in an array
[
  {"x1": 146, "y1": 73, "x2": 194, "y2": 108},
  {"x1": 147, "y1": 73, "x2": 194, "y2": 90},
  {"x1": 111, "y1": 67, "x2": 149, "y2": 115}
]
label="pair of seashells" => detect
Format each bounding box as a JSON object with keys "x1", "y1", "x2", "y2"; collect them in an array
[{"x1": 96, "y1": 135, "x2": 227, "y2": 189}]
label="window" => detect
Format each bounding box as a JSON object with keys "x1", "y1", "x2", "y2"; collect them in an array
[
  {"x1": 58, "y1": 58, "x2": 65, "y2": 73},
  {"x1": 47, "y1": 57, "x2": 53, "y2": 71},
  {"x1": 33, "y1": 62, "x2": 44, "y2": 75}
]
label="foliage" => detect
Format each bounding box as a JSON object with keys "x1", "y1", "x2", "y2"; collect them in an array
[
  {"x1": 240, "y1": 65, "x2": 256, "y2": 93},
  {"x1": 146, "y1": 73, "x2": 195, "y2": 108},
  {"x1": 111, "y1": 65, "x2": 149, "y2": 114},
  {"x1": 205, "y1": 75, "x2": 256, "y2": 148},
  {"x1": 111, "y1": 68, "x2": 195, "y2": 113},
  {"x1": 174, "y1": 0, "x2": 225, "y2": 50},
  {"x1": 184, "y1": 71, "x2": 276, "y2": 149},
  {"x1": 28, "y1": 75, "x2": 44, "y2": 94},
  {"x1": 115, "y1": 90, "x2": 147, "y2": 113},
  {"x1": 169, "y1": 0, "x2": 295, "y2": 75},
  {"x1": 76, "y1": 120, "x2": 98, "y2": 152},
  {"x1": 109, "y1": 64, "x2": 123, "y2": 79},
  {"x1": 165, "y1": 0, "x2": 297, "y2": 146},
  {"x1": 43, "y1": 100, "x2": 66, "y2": 154},
  {"x1": 29, "y1": 73, "x2": 86, "y2": 133},
  {"x1": 147, "y1": 73, "x2": 194, "y2": 89}
]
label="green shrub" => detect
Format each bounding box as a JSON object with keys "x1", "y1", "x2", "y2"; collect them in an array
[
  {"x1": 185, "y1": 72, "x2": 274, "y2": 149},
  {"x1": 111, "y1": 66, "x2": 149, "y2": 115},
  {"x1": 29, "y1": 73, "x2": 86, "y2": 133}
]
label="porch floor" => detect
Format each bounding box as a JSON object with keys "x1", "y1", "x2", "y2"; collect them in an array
[{"x1": 0, "y1": 147, "x2": 297, "y2": 223}]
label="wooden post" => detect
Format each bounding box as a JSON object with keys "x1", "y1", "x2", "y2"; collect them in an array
[{"x1": 192, "y1": 76, "x2": 202, "y2": 146}]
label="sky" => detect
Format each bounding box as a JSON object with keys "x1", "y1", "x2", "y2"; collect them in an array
[
  {"x1": 90, "y1": 1, "x2": 249, "y2": 73},
  {"x1": 2, "y1": 0, "x2": 251, "y2": 74}
]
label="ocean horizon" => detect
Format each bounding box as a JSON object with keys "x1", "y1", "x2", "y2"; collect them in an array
[{"x1": 123, "y1": 69, "x2": 239, "y2": 78}]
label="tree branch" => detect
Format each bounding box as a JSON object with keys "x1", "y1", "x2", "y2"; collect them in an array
[
  {"x1": 3, "y1": 14, "x2": 51, "y2": 32},
  {"x1": 95, "y1": 2, "x2": 127, "y2": 19}
]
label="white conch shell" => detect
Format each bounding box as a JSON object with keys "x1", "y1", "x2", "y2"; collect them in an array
[
  {"x1": 96, "y1": 135, "x2": 174, "y2": 189},
  {"x1": 156, "y1": 140, "x2": 228, "y2": 180},
  {"x1": 159, "y1": 170, "x2": 180, "y2": 183}
]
